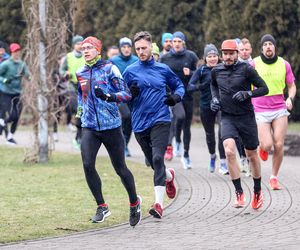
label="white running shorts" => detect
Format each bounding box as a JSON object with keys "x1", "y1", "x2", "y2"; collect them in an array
[{"x1": 255, "y1": 109, "x2": 290, "y2": 123}]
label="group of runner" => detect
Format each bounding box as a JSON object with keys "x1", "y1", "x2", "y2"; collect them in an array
[{"x1": 0, "y1": 30, "x2": 296, "y2": 228}]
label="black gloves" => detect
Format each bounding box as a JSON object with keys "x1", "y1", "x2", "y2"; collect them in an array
[
  {"x1": 232, "y1": 91, "x2": 252, "y2": 102},
  {"x1": 164, "y1": 94, "x2": 181, "y2": 106},
  {"x1": 130, "y1": 84, "x2": 140, "y2": 97},
  {"x1": 94, "y1": 86, "x2": 106, "y2": 99},
  {"x1": 94, "y1": 86, "x2": 116, "y2": 102},
  {"x1": 210, "y1": 97, "x2": 221, "y2": 112}
]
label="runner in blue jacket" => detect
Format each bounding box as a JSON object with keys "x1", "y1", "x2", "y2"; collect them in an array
[
  {"x1": 76, "y1": 36, "x2": 141, "y2": 227},
  {"x1": 123, "y1": 31, "x2": 184, "y2": 219}
]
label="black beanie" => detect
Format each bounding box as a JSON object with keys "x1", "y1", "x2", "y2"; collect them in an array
[{"x1": 261, "y1": 34, "x2": 276, "y2": 46}]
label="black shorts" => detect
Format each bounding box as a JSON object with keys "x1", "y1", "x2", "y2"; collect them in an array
[{"x1": 221, "y1": 112, "x2": 259, "y2": 150}]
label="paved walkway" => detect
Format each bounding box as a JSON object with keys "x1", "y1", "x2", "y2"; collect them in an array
[{"x1": 1, "y1": 127, "x2": 300, "y2": 249}]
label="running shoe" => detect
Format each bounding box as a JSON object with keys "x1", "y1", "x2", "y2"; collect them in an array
[
  {"x1": 145, "y1": 157, "x2": 151, "y2": 167},
  {"x1": 251, "y1": 191, "x2": 263, "y2": 210},
  {"x1": 0, "y1": 118, "x2": 5, "y2": 135},
  {"x1": 53, "y1": 132, "x2": 59, "y2": 142},
  {"x1": 240, "y1": 157, "x2": 251, "y2": 177},
  {"x1": 245, "y1": 167, "x2": 251, "y2": 177},
  {"x1": 67, "y1": 123, "x2": 76, "y2": 132},
  {"x1": 240, "y1": 157, "x2": 248, "y2": 173},
  {"x1": 173, "y1": 142, "x2": 181, "y2": 157},
  {"x1": 91, "y1": 205, "x2": 111, "y2": 223},
  {"x1": 129, "y1": 195, "x2": 142, "y2": 227},
  {"x1": 149, "y1": 203, "x2": 163, "y2": 219},
  {"x1": 209, "y1": 156, "x2": 217, "y2": 173},
  {"x1": 6, "y1": 138, "x2": 17, "y2": 145},
  {"x1": 72, "y1": 139, "x2": 81, "y2": 150},
  {"x1": 181, "y1": 156, "x2": 192, "y2": 169},
  {"x1": 234, "y1": 192, "x2": 246, "y2": 208},
  {"x1": 258, "y1": 147, "x2": 268, "y2": 161},
  {"x1": 269, "y1": 177, "x2": 282, "y2": 190},
  {"x1": 166, "y1": 168, "x2": 176, "y2": 199},
  {"x1": 219, "y1": 162, "x2": 229, "y2": 175},
  {"x1": 125, "y1": 147, "x2": 131, "y2": 157},
  {"x1": 164, "y1": 145, "x2": 173, "y2": 161}
]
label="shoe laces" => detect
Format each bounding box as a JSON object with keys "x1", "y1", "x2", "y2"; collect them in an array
[
  {"x1": 236, "y1": 191, "x2": 243, "y2": 200},
  {"x1": 254, "y1": 192, "x2": 260, "y2": 201},
  {"x1": 96, "y1": 206, "x2": 107, "y2": 215}
]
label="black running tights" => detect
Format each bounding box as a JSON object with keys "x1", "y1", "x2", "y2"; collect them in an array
[{"x1": 81, "y1": 127, "x2": 137, "y2": 205}]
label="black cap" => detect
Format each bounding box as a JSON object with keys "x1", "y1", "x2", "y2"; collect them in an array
[{"x1": 261, "y1": 34, "x2": 276, "y2": 47}]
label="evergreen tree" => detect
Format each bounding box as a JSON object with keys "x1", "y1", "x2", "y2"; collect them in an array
[{"x1": 0, "y1": 0, "x2": 26, "y2": 44}]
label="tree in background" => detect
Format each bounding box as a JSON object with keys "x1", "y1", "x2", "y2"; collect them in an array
[
  {"x1": 21, "y1": 0, "x2": 74, "y2": 163},
  {"x1": 0, "y1": 0, "x2": 299, "y2": 119},
  {"x1": 0, "y1": 0, "x2": 26, "y2": 44}
]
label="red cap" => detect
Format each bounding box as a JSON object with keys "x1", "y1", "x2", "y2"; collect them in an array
[
  {"x1": 221, "y1": 40, "x2": 238, "y2": 51},
  {"x1": 81, "y1": 37, "x2": 102, "y2": 52},
  {"x1": 10, "y1": 43, "x2": 21, "y2": 53}
]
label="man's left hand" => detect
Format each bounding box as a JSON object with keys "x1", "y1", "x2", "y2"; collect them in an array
[
  {"x1": 164, "y1": 94, "x2": 181, "y2": 106},
  {"x1": 232, "y1": 91, "x2": 252, "y2": 102},
  {"x1": 94, "y1": 86, "x2": 116, "y2": 102}
]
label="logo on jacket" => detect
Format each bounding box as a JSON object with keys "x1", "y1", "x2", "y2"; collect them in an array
[{"x1": 79, "y1": 79, "x2": 89, "y2": 102}]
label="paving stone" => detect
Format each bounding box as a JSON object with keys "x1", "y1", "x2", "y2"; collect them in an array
[{"x1": 0, "y1": 127, "x2": 299, "y2": 249}]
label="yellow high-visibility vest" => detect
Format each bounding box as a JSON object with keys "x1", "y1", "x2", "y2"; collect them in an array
[{"x1": 253, "y1": 56, "x2": 286, "y2": 96}]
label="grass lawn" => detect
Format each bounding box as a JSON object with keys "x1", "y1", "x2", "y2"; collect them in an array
[
  {"x1": 287, "y1": 121, "x2": 300, "y2": 133},
  {"x1": 0, "y1": 146, "x2": 157, "y2": 243}
]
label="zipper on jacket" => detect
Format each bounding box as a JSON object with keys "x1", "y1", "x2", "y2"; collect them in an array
[
  {"x1": 89, "y1": 68, "x2": 101, "y2": 130},
  {"x1": 106, "y1": 107, "x2": 116, "y2": 118}
]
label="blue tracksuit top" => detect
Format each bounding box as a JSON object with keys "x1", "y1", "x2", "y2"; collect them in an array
[
  {"x1": 110, "y1": 54, "x2": 138, "y2": 74},
  {"x1": 76, "y1": 59, "x2": 131, "y2": 131},
  {"x1": 123, "y1": 57, "x2": 185, "y2": 133}
]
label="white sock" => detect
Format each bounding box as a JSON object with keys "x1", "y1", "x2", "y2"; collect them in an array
[
  {"x1": 7, "y1": 132, "x2": 13, "y2": 140},
  {"x1": 154, "y1": 186, "x2": 165, "y2": 208},
  {"x1": 0, "y1": 118, "x2": 5, "y2": 126},
  {"x1": 165, "y1": 168, "x2": 172, "y2": 181},
  {"x1": 220, "y1": 158, "x2": 226, "y2": 164},
  {"x1": 210, "y1": 153, "x2": 216, "y2": 159},
  {"x1": 270, "y1": 175, "x2": 277, "y2": 179}
]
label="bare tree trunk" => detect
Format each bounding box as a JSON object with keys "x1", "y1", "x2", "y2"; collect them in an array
[
  {"x1": 38, "y1": 0, "x2": 48, "y2": 163},
  {"x1": 22, "y1": 0, "x2": 75, "y2": 163}
]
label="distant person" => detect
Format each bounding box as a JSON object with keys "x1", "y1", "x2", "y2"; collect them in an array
[
  {"x1": 52, "y1": 55, "x2": 69, "y2": 142},
  {"x1": 188, "y1": 44, "x2": 228, "y2": 174},
  {"x1": 106, "y1": 45, "x2": 120, "y2": 59},
  {"x1": 152, "y1": 42, "x2": 160, "y2": 61},
  {"x1": 76, "y1": 36, "x2": 141, "y2": 227},
  {"x1": 238, "y1": 38, "x2": 253, "y2": 63},
  {"x1": 252, "y1": 34, "x2": 296, "y2": 190},
  {"x1": 0, "y1": 41, "x2": 10, "y2": 138},
  {"x1": 0, "y1": 43, "x2": 30, "y2": 144},
  {"x1": 59, "y1": 35, "x2": 85, "y2": 149},
  {"x1": 160, "y1": 32, "x2": 173, "y2": 56},
  {"x1": 111, "y1": 37, "x2": 138, "y2": 157},
  {"x1": 237, "y1": 37, "x2": 254, "y2": 176},
  {"x1": 160, "y1": 31, "x2": 199, "y2": 169},
  {"x1": 124, "y1": 31, "x2": 184, "y2": 218},
  {"x1": 0, "y1": 41, "x2": 9, "y2": 64}
]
